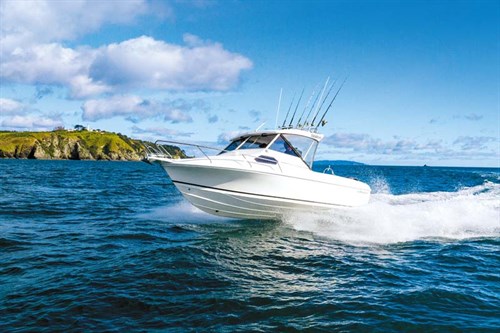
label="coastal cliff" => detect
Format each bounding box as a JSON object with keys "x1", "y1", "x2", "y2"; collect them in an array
[{"x1": 0, "y1": 130, "x2": 184, "y2": 161}]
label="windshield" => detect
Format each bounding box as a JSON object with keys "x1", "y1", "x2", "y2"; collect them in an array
[
  {"x1": 223, "y1": 138, "x2": 245, "y2": 152},
  {"x1": 222, "y1": 134, "x2": 277, "y2": 153},
  {"x1": 269, "y1": 134, "x2": 318, "y2": 168},
  {"x1": 222, "y1": 133, "x2": 319, "y2": 169}
]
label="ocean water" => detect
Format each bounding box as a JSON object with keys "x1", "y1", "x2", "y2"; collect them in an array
[{"x1": 0, "y1": 159, "x2": 499, "y2": 332}]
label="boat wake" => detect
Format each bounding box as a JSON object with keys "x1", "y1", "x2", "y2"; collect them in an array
[{"x1": 284, "y1": 182, "x2": 500, "y2": 245}]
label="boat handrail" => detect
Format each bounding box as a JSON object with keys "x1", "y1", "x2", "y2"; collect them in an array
[
  {"x1": 147, "y1": 139, "x2": 301, "y2": 174},
  {"x1": 147, "y1": 139, "x2": 229, "y2": 163},
  {"x1": 144, "y1": 142, "x2": 173, "y2": 159}
]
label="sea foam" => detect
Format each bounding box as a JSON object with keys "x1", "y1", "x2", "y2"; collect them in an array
[
  {"x1": 284, "y1": 182, "x2": 500, "y2": 245},
  {"x1": 138, "y1": 200, "x2": 233, "y2": 224}
]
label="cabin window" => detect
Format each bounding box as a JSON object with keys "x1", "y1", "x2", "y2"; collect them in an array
[
  {"x1": 282, "y1": 134, "x2": 318, "y2": 168},
  {"x1": 238, "y1": 135, "x2": 275, "y2": 150},
  {"x1": 222, "y1": 134, "x2": 276, "y2": 153},
  {"x1": 269, "y1": 136, "x2": 299, "y2": 157},
  {"x1": 269, "y1": 134, "x2": 318, "y2": 168},
  {"x1": 222, "y1": 138, "x2": 245, "y2": 152}
]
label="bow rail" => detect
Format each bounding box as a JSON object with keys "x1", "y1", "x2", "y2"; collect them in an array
[{"x1": 144, "y1": 139, "x2": 228, "y2": 162}]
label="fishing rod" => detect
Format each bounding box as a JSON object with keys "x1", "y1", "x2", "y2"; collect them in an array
[
  {"x1": 299, "y1": 90, "x2": 320, "y2": 129},
  {"x1": 296, "y1": 83, "x2": 320, "y2": 128},
  {"x1": 288, "y1": 88, "x2": 304, "y2": 128},
  {"x1": 314, "y1": 76, "x2": 348, "y2": 130},
  {"x1": 309, "y1": 79, "x2": 337, "y2": 128},
  {"x1": 281, "y1": 92, "x2": 296, "y2": 128},
  {"x1": 300, "y1": 78, "x2": 329, "y2": 129},
  {"x1": 304, "y1": 77, "x2": 330, "y2": 129},
  {"x1": 274, "y1": 88, "x2": 283, "y2": 129}
]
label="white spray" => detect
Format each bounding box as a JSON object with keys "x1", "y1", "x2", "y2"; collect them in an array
[{"x1": 284, "y1": 182, "x2": 500, "y2": 245}]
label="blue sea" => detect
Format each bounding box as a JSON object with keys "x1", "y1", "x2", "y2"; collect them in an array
[{"x1": 1, "y1": 159, "x2": 499, "y2": 332}]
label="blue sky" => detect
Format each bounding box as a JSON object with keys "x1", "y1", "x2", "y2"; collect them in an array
[{"x1": 0, "y1": 0, "x2": 498, "y2": 167}]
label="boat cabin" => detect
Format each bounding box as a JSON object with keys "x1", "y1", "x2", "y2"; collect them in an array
[{"x1": 221, "y1": 130, "x2": 321, "y2": 169}]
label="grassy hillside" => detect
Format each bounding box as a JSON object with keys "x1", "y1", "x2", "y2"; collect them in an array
[{"x1": 0, "y1": 130, "x2": 185, "y2": 161}]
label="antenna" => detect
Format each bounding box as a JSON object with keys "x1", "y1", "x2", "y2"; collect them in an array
[
  {"x1": 314, "y1": 76, "x2": 348, "y2": 130},
  {"x1": 274, "y1": 88, "x2": 282, "y2": 129},
  {"x1": 281, "y1": 92, "x2": 296, "y2": 128},
  {"x1": 288, "y1": 88, "x2": 304, "y2": 128}
]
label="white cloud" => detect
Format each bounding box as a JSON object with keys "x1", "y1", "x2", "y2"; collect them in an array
[
  {"x1": 131, "y1": 125, "x2": 193, "y2": 138},
  {"x1": 0, "y1": 98, "x2": 24, "y2": 115},
  {"x1": 1, "y1": 1, "x2": 252, "y2": 98},
  {"x1": 1, "y1": 43, "x2": 89, "y2": 85},
  {"x1": 0, "y1": 0, "x2": 148, "y2": 48},
  {"x1": 1, "y1": 115, "x2": 62, "y2": 130},
  {"x1": 323, "y1": 132, "x2": 445, "y2": 155},
  {"x1": 69, "y1": 74, "x2": 112, "y2": 99},
  {"x1": 321, "y1": 132, "x2": 499, "y2": 165},
  {"x1": 82, "y1": 95, "x2": 143, "y2": 121},
  {"x1": 453, "y1": 136, "x2": 496, "y2": 150},
  {"x1": 0, "y1": 99, "x2": 63, "y2": 130},
  {"x1": 1, "y1": 35, "x2": 252, "y2": 97},
  {"x1": 81, "y1": 95, "x2": 202, "y2": 123},
  {"x1": 89, "y1": 35, "x2": 253, "y2": 91},
  {"x1": 0, "y1": 42, "x2": 114, "y2": 98},
  {"x1": 217, "y1": 130, "x2": 245, "y2": 144}
]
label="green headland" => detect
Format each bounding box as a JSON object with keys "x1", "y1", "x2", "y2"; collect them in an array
[{"x1": 0, "y1": 129, "x2": 184, "y2": 161}]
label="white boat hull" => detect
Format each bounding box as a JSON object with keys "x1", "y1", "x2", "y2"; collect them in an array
[{"x1": 158, "y1": 160, "x2": 370, "y2": 219}]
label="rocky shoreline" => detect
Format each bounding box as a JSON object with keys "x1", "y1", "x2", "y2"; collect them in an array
[{"x1": 0, "y1": 130, "x2": 183, "y2": 161}]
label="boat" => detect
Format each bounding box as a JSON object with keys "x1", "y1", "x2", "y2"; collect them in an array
[
  {"x1": 146, "y1": 127, "x2": 371, "y2": 219},
  {"x1": 146, "y1": 80, "x2": 371, "y2": 219}
]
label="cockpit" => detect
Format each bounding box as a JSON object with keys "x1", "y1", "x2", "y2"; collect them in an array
[{"x1": 221, "y1": 132, "x2": 319, "y2": 169}]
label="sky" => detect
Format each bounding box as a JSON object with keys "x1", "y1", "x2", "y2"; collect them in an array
[{"x1": 0, "y1": 0, "x2": 498, "y2": 167}]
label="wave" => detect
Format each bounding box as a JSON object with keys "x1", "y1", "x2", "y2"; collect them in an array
[
  {"x1": 0, "y1": 237, "x2": 31, "y2": 248},
  {"x1": 284, "y1": 182, "x2": 500, "y2": 245}
]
